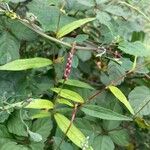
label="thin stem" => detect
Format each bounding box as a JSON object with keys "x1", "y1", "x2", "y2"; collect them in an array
[
  {"x1": 86, "y1": 61, "x2": 150, "y2": 103},
  {"x1": 133, "y1": 99, "x2": 150, "y2": 118},
  {"x1": 55, "y1": 104, "x2": 78, "y2": 150}
]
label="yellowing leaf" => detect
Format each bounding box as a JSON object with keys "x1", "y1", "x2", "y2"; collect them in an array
[
  {"x1": 59, "y1": 79, "x2": 94, "y2": 90},
  {"x1": 0, "y1": 57, "x2": 52, "y2": 71},
  {"x1": 56, "y1": 18, "x2": 95, "y2": 38},
  {"x1": 54, "y1": 113, "x2": 93, "y2": 149},
  {"x1": 108, "y1": 85, "x2": 135, "y2": 115},
  {"x1": 51, "y1": 88, "x2": 84, "y2": 103},
  {"x1": 57, "y1": 98, "x2": 74, "y2": 107},
  {"x1": 31, "y1": 111, "x2": 50, "y2": 119},
  {"x1": 25, "y1": 99, "x2": 54, "y2": 109}
]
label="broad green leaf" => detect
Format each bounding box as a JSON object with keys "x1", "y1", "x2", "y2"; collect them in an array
[
  {"x1": 96, "y1": 11, "x2": 111, "y2": 29},
  {"x1": 77, "y1": 50, "x2": 92, "y2": 62},
  {"x1": 0, "y1": 32, "x2": 20, "y2": 65},
  {"x1": 81, "y1": 105, "x2": 132, "y2": 121},
  {"x1": 27, "y1": 0, "x2": 60, "y2": 32},
  {"x1": 103, "y1": 102, "x2": 122, "y2": 130},
  {"x1": 105, "y1": 5, "x2": 125, "y2": 17},
  {"x1": 54, "y1": 137, "x2": 74, "y2": 150},
  {"x1": 56, "y1": 18, "x2": 95, "y2": 38},
  {"x1": 92, "y1": 135, "x2": 114, "y2": 150},
  {"x1": 108, "y1": 86, "x2": 135, "y2": 115},
  {"x1": 57, "y1": 98, "x2": 74, "y2": 107},
  {"x1": 59, "y1": 79, "x2": 94, "y2": 90},
  {"x1": 1, "y1": 142, "x2": 28, "y2": 150},
  {"x1": 118, "y1": 41, "x2": 150, "y2": 57},
  {"x1": 72, "y1": 55, "x2": 79, "y2": 68},
  {"x1": 77, "y1": 0, "x2": 95, "y2": 7},
  {"x1": 7, "y1": 111, "x2": 28, "y2": 137},
  {"x1": 51, "y1": 88, "x2": 84, "y2": 103},
  {"x1": 0, "y1": 57, "x2": 52, "y2": 71},
  {"x1": 0, "y1": 125, "x2": 12, "y2": 149},
  {"x1": 25, "y1": 99, "x2": 54, "y2": 109},
  {"x1": 8, "y1": 20, "x2": 37, "y2": 41},
  {"x1": 31, "y1": 118, "x2": 53, "y2": 142},
  {"x1": 129, "y1": 86, "x2": 150, "y2": 116},
  {"x1": 28, "y1": 130, "x2": 42, "y2": 142},
  {"x1": 54, "y1": 113, "x2": 93, "y2": 149},
  {"x1": 109, "y1": 129, "x2": 129, "y2": 146},
  {"x1": 10, "y1": 0, "x2": 26, "y2": 3}
]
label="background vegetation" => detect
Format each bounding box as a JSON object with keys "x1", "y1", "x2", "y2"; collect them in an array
[{"x1": 0, "y1": 0, "x2": 150, "y2": 150}]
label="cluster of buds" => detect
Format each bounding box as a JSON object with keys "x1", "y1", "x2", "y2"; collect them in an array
[{"x1": 63, "y1": 43, "x2": 76, "y2": 80}]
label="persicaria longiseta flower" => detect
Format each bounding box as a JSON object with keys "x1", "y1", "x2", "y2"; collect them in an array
[{"x1": 64, "y1": 43, "x2": 76, "y2": 80}]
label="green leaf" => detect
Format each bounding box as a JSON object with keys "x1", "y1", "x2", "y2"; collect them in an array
[
  {"x1": 0, "y1": 125, "x2": 12, "y2": 149},
  {"x1": 0, "y1": 57, "x2": 52, "y2": 71},
  {"x1": 10, "y1": 0, "x2": 26, "y2": 3},
  {"x1": 57, "y1": 98, "x2": 74, "y2": 107},
  {"x1": 25, "y1": 99, "x2": 54, "y2": 109},
  {"x1": 103, "y1": 102, "x2": 122, "y2": 130},
  {"x1": 118, "y1": 41, "x2": 150, "y2": 57},
  {"x1": 54, "y1": 137, "x2": 74, "y2": 150},
  {"x1": 77, "y1": 0, "x2": 95, "y2": 7},
  {"x1": 31, "y1": 118, "x2": 52, "y2": 142},
  {"x1": 27, "y1": 0, "x2": 60, "y2": 32},
  {"x1": 105, "y1": 5, "x2": 125, "y2": 17},
  {"x1": 72, "y1": 55, "x2": 79, "y2": 68},
  {"x1": 0, "y1": 32, "x2": 20, "y2": 65},
  {"x1": 81, "y1": 105, "x2": 132, "y2": 121},
  {"x1": 1, "y1": 142, "x2": 28, "y2": 150},
  {"x1": 96, "y1": 12, "x2": 111, "y2": 29},
  {"x1": 54, "y1": 113, "x2": 93, "y2": 149},
  {"x1": 7, "y1": 111, "x2": 28, "y2": 137},
  {"x1": 77, "y1": 50, "x2": 92, "y2": 62},
  {"x1": 8, "y1": 20, "x2": 37, "y2": 41},
  {"x1": 31, "y1": 111, "x2": 51, "y2": 119},
  {"x1": 101, "y1": 61, "x2": 126, "y2": 86},
  {"x1": 28, "y1": 130, "x2": 43, "y2": 142},
  {"x1": 51, "y1": 88, "x2": 84, "y2": 103},
  {"x1": 109, "y1": 129, "x2": 130, "y2": 146},
  {"x1": 56, "y1": 18, "x2": 95, "y2": 38},
  {"x1": 108, "y1": 85, "x2": 135, "y2": 115},
  {"x1": 128, "y1": 86, "x2": 150, "y2": 116},
  {"x1": 59, "y1": 79, "x2": 94, "y2": 90},
  {"x1": 92, "y1": 135, "x2": 114, "y2": 150}
]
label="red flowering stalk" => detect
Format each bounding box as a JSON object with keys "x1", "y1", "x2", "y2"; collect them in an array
[{"x1": 64, "y1": 42, "x2": 76, "y2": 80}]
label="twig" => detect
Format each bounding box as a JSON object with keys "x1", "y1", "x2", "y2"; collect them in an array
[
  {"x1": 86, "y1": 61, "x2": 150, "y2": 103},
  {"x1": 133, "y1": 98, "x2": 150, "y2": 118},
  {"x1": 55, "y1": 104, "x2": 78, "y2": 150}
]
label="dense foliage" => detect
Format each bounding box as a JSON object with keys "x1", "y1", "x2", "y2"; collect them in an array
[{"x1": 0, "y1": 0, "x2": 150, "y2": 150}]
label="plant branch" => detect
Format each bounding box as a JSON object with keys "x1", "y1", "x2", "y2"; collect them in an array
[
  {"x1": 86, "y1": 61, "x2": 150, "y2": 103},
  {"x1": 133, "y1": 98, "x2": 150, "y2": 118},
  {"x1": 55, "y1": 104, "x2": 78, "y2": 150}
]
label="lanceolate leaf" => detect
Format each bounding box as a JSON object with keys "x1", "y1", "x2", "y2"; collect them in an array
[
  {"x1": 56, "y1": 18, "x2": 95, "y2": 38},
  {"x1": 59, "y1": 79, "x2": 94, "y2": 90},
  {"x1": 81, "y1": 105, "x2": 132, "y2": 121},
  {"x1": 108, "y1": 86, "x2": 135, "y2": 115},
  {"x1": 0, "y1": 58, "x2": 52, "y2": 71},
  {"x1": 54, "y1": 113, "x2": 93, "y2": 149},
  {"x1": 51, "y1": 88, "x2": 84, "y2": 103},
  {"x1": 57, "y1": 98, "x2": 74, "y2": 107},
  {"x1": 25, "y1": 99, "x2": 54, "y2": 109}
]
